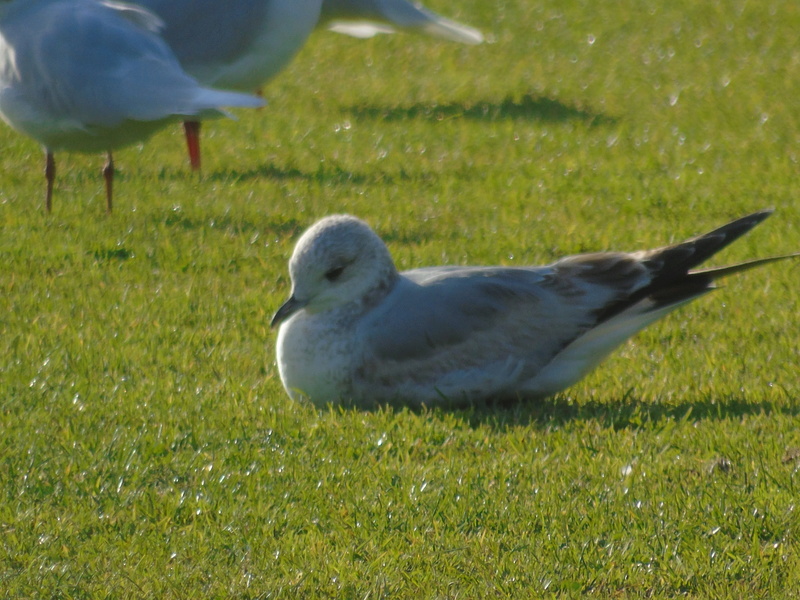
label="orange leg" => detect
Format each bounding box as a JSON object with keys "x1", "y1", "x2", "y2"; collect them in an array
[{"x1": 183, "y1": 120, "x2": 202, "y2": 171}]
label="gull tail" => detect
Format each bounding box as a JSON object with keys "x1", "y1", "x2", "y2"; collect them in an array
[
  {"x1": 413, "y1": 13, "x2": 484, "y2": 45},
  {"x1": 194, "y1": 88, "x2": 266, "y2": 111},
  {"x1": 643, "y1": 209, "x2": 774, "y2": 279},
  {"x1": 554, "y1": 209, "x2": 795, "y2": 329},
  {"x1": 188, "y1": 88, "x2": 266, "y2": 120},
  {"x1": 530, "y1": 210, "x2": 797, "y2": 397},
  {"x1": 326, "y1": 0, "x2": 484, "y2": 45},
  {"x1": 585, "y1": 209, "x2": 797, "y2": 342},
  {"x1": 327, "y1": 22, "x2": 397, "y2": 38},
  {"x1": 639, "y1": 209, "x2": 798, "y2": 309}
]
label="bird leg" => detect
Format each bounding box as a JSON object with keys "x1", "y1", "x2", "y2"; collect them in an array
[
  {"x1": 103, "y1": 151, "x2": 114, "y2": 214},
  {"x1": 183, "y1": 121, "x2": 202, "y2": 171},
  {"x1": 45, "y1": 151, "x2": 55, "y2": 213}
]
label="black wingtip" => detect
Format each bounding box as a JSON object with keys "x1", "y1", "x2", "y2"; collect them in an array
[
  {"x1": 681, "y1": 208, "x2": 773, "y2": 261},
  {"x1": 645, "y1": 209, "x2": 775, "y2": 285},
  {"x1": 615, "y1": 209, "x2": 783, "y2": 318},
  {"x1": 586, "y1": 209, "x2": 788, "y2": 326}
]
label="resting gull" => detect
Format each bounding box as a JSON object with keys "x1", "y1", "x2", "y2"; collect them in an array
[{"x1": 272, "y1": 210, "x2": 796, "y2": 408}]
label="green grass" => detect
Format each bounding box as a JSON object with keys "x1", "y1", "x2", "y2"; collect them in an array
[{"x1": 2, "y1": 0, "x2": 800, "y2": 597}]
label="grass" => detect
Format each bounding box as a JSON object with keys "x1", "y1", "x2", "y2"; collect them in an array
[{"x1": 1, "y1": 0, "x2": 800, "y2": 597}]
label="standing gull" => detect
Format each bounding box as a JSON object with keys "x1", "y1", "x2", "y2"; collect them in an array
[
  {"x1": 133, "y1": 0, "x2": 481, "y2": 170},
  {"x1": 0, "y1": 0, "x2": 264, "y2": 212},
  {"x1": 135, "y1": 0, "x2": 322, "y2": 170},
  {"x1": 319, "y1": 0, "x2": 484, "y2": 44},
  {"x1": 272, "y1": 210, "x2": 797, "y2": 408}
]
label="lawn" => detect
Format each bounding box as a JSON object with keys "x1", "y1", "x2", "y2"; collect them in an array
[{"x1": 2, "y1": 0, "x2": 800, "y2": 597}]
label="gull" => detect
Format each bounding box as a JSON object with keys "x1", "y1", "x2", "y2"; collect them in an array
[
  {"x1": 0, "y1": 0, "x2": 265, "y2": 213},
  {"x1": 319, "y1": 0, "x2": 484, "y2": 45},
  {"x1": 136, "y1": 0, "x2": 322, "y2": 170},
  {"x1": 134, "y1": 0, "x2": 481, "y2": 170},
  {"x1": 271, "y1": 210, "x2": 797, "y2": 408}
]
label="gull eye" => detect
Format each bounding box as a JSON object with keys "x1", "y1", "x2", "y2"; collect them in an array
[{"x1": 324, "y1": 266, "x2": 345, "y2": 282}]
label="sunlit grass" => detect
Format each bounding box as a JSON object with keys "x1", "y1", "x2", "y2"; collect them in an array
[{"x1": 2, "y1": 0, "x2": 799, "y2": 597}]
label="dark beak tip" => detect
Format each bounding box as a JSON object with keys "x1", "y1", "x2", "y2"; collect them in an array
[{"x1": 271, "y1": 295, "x2": 304, "y2": 329}]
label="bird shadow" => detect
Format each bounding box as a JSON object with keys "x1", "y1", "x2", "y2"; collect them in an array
[
  {"x1": 329, "y1": 386, "x2": 800, "y2": 433},
  {"x1": 202, "y1": 163, "x2": 436, "y2": 186},
  {"x1": 163, "y1": 95, "x2": 613, "y2": 186},
  {"x1": 119, "y1": 207, "x2": 306, "y2": 239},
  {"x1": 447, "y1": 392, "x2": 800, "y2": 432},
  {"x1": 346, "y1": 94, "x2": 617, "y2": 126}
]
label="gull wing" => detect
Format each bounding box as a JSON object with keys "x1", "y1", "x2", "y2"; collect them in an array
[
  {"x1": 355, "y1": 258, "x2": 651, "y2": 403},
  {"x1": 136, "y1": 0, "x2": 271, "y2": 66},
  {"x1": 353, "y1": 211, "x2": 782, "y2": 403}
]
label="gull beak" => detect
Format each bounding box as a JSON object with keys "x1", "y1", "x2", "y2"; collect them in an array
[{"x1": 271, "y1": 295, "x2": 307, "y2": 328}]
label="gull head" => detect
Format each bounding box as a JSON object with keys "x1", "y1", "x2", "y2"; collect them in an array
[{"x1": 271, "y1": 215, "x2": 398, "y2": 327}]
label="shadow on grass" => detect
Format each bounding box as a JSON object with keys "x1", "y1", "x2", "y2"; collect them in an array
[
  {"x1": 202, "y1": 163, "x2": 438, "y2": 186},
  {"x1": 346, "y1": 94, "x2": 617, "y2": 126},
  {"x1": 455, "y1": 393, "x2": 800, "y2": 431},
  {"x1": 91, "y1": 247, "x2": 134, "y2": 262},
  {"x1": 341, "y1": 393, "x2": 798, "y2": 431},
  {"x1": 147, "y1": 209, "x2": 305, "y2": 239}
]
